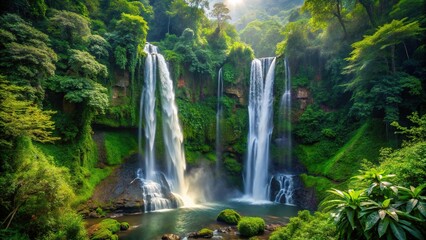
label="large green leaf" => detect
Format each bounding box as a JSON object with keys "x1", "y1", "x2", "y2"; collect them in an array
[
  {"x1": 389, "y1": 221, "x2": 406, "y2": 240},
  {"x1": 346, "y1": 208, "x2": 356, "y2": 230},
  {"x1": 417, "y1": 202, "x2": 426, "y2": 217},
  {"x1": 378, "y1": 218, "x2": 390, "y2": 238},
  {"x1": 400, "y1": 222, "x2": 424, "y2": 240},
  {"x1": 365, "y1": 211, "x2": 380, "y2": 230},
  {"x1": 382, "y1": 199, "x2": 391, "y2": 208},
  {"x1": 406, "y1": 199, "x2": 419, "y2": 213}
]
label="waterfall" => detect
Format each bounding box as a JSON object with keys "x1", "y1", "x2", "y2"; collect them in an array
[
  {"x1": 245, "y1": 57, "x2": 276, "y2": 201},
  {"x1": 157, "y1": 53, "x2": 186, "y2": 195},
  {"x1": 216, "y1": 68, "x2": 223, "y2": 171},
  {"x1": 138, "y1": 43, "x2": 187, "y2": 212},
  {"x1": 141, "y1": 44, "x2": 157, "y2": 180},
  {"x1": 269, "y1": 174, "x2": 295, "y2": 205},
  {"x1": 280, "y1": 58, "x2": 292, "y2": 167}
]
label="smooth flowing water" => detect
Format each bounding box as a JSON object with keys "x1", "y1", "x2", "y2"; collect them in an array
[
  {"x1": 216, "y1": 68, "x2": 223, "y2": 171},
  {"x1": 245, "y1": 58, "x2": 276, "y2": 201},
  {"x1": 107, "y1": 201, "x2": 300, "y2": 240},
  {"x1": 138, "y1": 43, "x2": 189, "y2": 212},
  {"x1": 157, "y1": 53, "x2": 186, "y2": 195},
  {"x1": 141, "y1": 44, "x2": 158, "y2": 180},
  {"x1": 279, "y1": 58, "x2": 292, "y2": 167}
]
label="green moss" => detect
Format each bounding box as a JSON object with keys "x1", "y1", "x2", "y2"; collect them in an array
[
  {"x1": 120, "y1": 222, "x2": 130, "y2": 231},
  {"x1": 99, "y1": 219, "x2": 121, "y2": 233},
  {"x1": 300, "y1": 174, "x2": 337, "y2": 200},
  {"x1": 296, "y1": 120, "x2": 390, "y2": 182},
  {"x1": 104, "y1": 131, "x2": 138, "y2": 165},
  {"x1": 197, "y1": 228, "x2": 213, "y2": 237},
  {"x1": 223, "y1": 158, "x2": 242, "y2": 174},
  {"x1": 90, "y1": 219, "x2": 125, "y2": 240},
  {"x1": 96, "y1": 207, "x2": 106, "y2": 217},
  {"x1": 237, "y1": 217, "x2": 265, "y2": 237},
  {"x1": 217, "y1": 209, "x2": 242, "y2": 225}
]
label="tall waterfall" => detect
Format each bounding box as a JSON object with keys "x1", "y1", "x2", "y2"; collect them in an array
[
  {"x1": 138, "y1": 43, "x2": 187, "y2": 211},
  {"x1": 245, "y1": 58, "x2": 276, "y2": 201},
  {"x1": 140, "y1": 44, "x2": 157, "y2": 180},
  {"x1": 216, "y1": 68, "x2": 223, "y2": 171},
  {"x1": 280, "y1": 58, "x2": 292, "y2": 166},
  {"x1": 157, "y1": 53, "x2": 186, "y2": 195}
]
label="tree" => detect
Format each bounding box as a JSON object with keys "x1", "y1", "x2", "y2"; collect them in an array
[
  {"x1": 0, "y1": 138, "x2": 86, "y2": 239},
  {"x1": 68, "y1": 49, "x2": 108, "y2": 80},
  {"x1": 88, "y1": 34, "x2": 110, "y2": 61},
  {"x1": 210, "y1": 3, "x2": 231, "y2": 30},
  {"x1": 48, "y1": 10, "x2": 90, "y2": 46},
  {"x1": 391, "y1": 112, "x2": 426, "y2": 144},
  {"x1": 0, "y1": 76, "x2": 58, "y2": 147},
  {"x1": 187, "y1": 0, "x2": 209, "y2": 10},
  {"x1": 344, "y1": 19, "x2": 424, "y2": 123},
  {"x1": 46, "y1": 76, "x2": 109, "y2": 115},
  {"x1": 302, "y1": 0, "x2": 352, "y2": 39},
  {"x1": 0, "y1": 14, "x2": 57, "y2": 85},
  {"x1": 108, "y1": 13, "x2": 148, "y2": 71}
]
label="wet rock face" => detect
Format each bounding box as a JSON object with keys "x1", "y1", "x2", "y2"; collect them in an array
[{"x1": 81, "y1": 155, "x2": 146, "y2": 216}]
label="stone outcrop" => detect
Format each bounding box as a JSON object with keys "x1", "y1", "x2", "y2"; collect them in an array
[
  {"x1": 225, "y1": 87, "x2": 245, "y2": 105},
  {"x1": 296, "y1": 87, "x2": 311, "y2": 110}
]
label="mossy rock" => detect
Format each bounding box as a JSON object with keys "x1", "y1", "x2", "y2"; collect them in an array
[
  {"x1": 100, "y1": 219, "x2": 121, "y2": 233},
  {"x1": 120, "y1": 222, "x2": 130, "y2": 231},
  {"x1": 89, "y1": 218, "x2": 122, "y2": 240},
  {"x1": 237, "y1": 217, "x2": 265, "y2": 237},
  {"x1": 197, "y1": 228, "x2": 213, "y2": 238},
  {"x1": 91, "y1": 228, "x2": 118, "y2": 240},
  {"x1": 217, "y1": 209, "x2": 241, "y2": 225}
]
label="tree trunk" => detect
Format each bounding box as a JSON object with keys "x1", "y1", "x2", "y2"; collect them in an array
[
  {"x1": 335, "y1": 0, "x2": 348, "y2": 40},
  {"x1": 358, "y1": 0, "x2": 376, "y2": 27}
]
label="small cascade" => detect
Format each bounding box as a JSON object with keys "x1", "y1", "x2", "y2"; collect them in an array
[
  {"x1": 135, "y1": 169, "x2": 182, "y2": 212},
  {"x1": 279, "y1": 58, "x2": 292, "y2": 167},
  {"x1": 216, "y1": 68, "x2": 224, "y2": 170},
  {"x1": 245, "y1": 57, "x2": 276, "y2": 201},
  {"x1": 137, "y1": 43, "x2": 188, "y2": 212},
  {"x1": 268, "y1": 174, "x2": 295, "y2": 205}
]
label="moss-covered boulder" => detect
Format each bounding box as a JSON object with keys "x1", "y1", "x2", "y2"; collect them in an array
[
  {"x1": 197, "y1": 228, "x2": 213, "y2": 238},
  {"x1": 216, "y1": 209, "x2": 241, "y2": 225},
  {"x1": 89, "y1": 218, "x2": 129, "y2": 240},
  {"x1": 120, "y1": 222, "x2": 130, "y2": 230},
  {"x1": 237, "y1": 217, "x2": 265, "y2": 237}
]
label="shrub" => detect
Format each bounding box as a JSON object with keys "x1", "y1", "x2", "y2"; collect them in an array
[
  {"x1": 269, "y1": 210, "x2": 336, "y2": 240},
  {"x1": 217, "y1": 209, "x2": 241, "y2": 225},
  {"x1": 237, "y1": 217, "x2": 265, "y2": 237}
]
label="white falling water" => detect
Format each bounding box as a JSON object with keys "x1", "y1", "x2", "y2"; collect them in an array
[
  {"x1": 157, "y1": 53, "x2": 186, "y2": 195},
  {"x1": 271, "y1": 174, "x2": 295, "y2": 205},
  {"x1": 216, "y1": 68, "x2": 223, "y2": 170},
  {"x1": 138, "y1": 43, "x2": 188, "y2": 212},
  {"x1": 245, "y1": 57, "x2": 276, "y2": 201},
  {"x1": 280, "y1": 58, "x2": 292, "y2": 166},
  {"x1": 141, "y1": 44, "x2": 157, "y2": 180}
]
